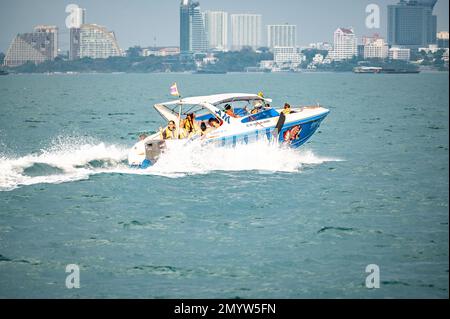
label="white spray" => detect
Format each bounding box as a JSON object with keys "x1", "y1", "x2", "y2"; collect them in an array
[{"x1": 0, "y1": 136, "x2": 342, "y2": 191}]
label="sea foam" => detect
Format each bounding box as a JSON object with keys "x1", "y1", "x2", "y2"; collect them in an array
[{"x1": 0, "y1": 136, "x2": 342, "y2": 191}]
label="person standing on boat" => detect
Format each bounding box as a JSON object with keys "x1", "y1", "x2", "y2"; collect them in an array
[
  {"x1": 183, "y1": 113, "x2": 199, "y2": 137},
  {"x1": 161, "y1": 120, "x2": 177, "y2": 140}
]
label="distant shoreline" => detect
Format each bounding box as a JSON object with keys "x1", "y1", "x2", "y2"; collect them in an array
[{"x1": 1, "y1": 69, "x2": 447, "y2": 76}]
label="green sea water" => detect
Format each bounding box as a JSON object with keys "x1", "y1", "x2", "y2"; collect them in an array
[{"x1": 0, "y1": 72, "x2": 448, "y2": 298}]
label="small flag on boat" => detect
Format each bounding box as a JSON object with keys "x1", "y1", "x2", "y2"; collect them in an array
[{"x1": 170, "y1": 83, "x2": 180, "y2": 97}]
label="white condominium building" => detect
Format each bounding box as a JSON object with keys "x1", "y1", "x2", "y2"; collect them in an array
[
  {"x1": 230, "y1": 14, "x2": 262, "y2": 51},
  {"x1": 267, "y1": 24, "x2": 297, "y2": 49},
  {"x1": 363, "y1": 36, "x2": 389, "y2": 59},
  {"x1": 4, "y1": 25, "x2": 58, "y2": 67},
  {"x1": 273, "y1": 47, "x2": 302, "y2": 67},
  {"x1": 331, "y1": 27, "x2": 357, "y2": 61},
  {"x1": 203, "y1": 11, "x2": 228, "y2": 51},
  {"x1": 389, "y1": 47, "x2": 411, "y2": 61},
  {"x1": 79, "y1": 24, "x2": 122, "y2": 59}
]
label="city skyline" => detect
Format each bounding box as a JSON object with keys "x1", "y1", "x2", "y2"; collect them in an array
[{"x1": 0, "y1": 0, "x2": 448, "y2": 53}]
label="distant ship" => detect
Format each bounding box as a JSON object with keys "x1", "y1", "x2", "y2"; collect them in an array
[
  {"x1": 353, "y1": 66, "x2": 420, "y2": 74},
  {"x1": 379, "y1": 68, "x2": 421, "y2": 74},
  {"x1": 194, "y1": 69, "x2": 227, "y2": 74},
  {"x1": 0, "y1": 70, "x2": 9, "y2": 76},
  {"x1": 353, "y1": 66, "x2": 382, "y2": 74}
]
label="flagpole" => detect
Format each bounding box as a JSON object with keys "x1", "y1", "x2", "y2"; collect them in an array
[
  {"x1": 170, "y1": 82, "x2": 183, "y2": 138},
  {"x1": 178, "y1": 101, "x2": 183, "y2": 139}
]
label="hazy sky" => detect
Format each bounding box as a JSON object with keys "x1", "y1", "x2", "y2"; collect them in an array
[{"x1": 0, "y1": 0, "x2": 448, "y2": 52}]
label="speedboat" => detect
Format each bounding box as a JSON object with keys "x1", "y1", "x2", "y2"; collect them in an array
[{"x1": 128, "y1": 93, "x2": 330, "y2": 168}]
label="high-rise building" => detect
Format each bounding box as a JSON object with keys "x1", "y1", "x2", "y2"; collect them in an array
[
  {"x1": 69, "y1": 6, "x2": 86, "y2": 60},
  {"x1": 70, "y1": 28, "x2": 81, "y2": 60},
  {"x1": 267, "y1": 24, "x2": 297, "y2": 49},
  {"x1": 203, "y1": 11, "x2": 228, "y2": 51},
  {"x1": 72, "y1": 6, "x2": 86, "y2": 28},
  {"x1": 437, "y1": 31, "x2": 449, "y2": 48},
  {"x1": 4, "y1": 25, "x2": 58, "y2": 67},
  {"x1": 363, "y1": 35, "x2": 389, "y2": 59},
  {"x1": 180, "y1": 0, "x2": 208, "y2": 54},
  {"x1": 388, "y1": 0, "x2": 437, "y2": 48},
  {"x1": 389, "y1": 47, "x2": 411, "y2": 61},
  {"x1": 79, "y1": 24, "x2": 121, "y2": 59},
  {"x1": 330, "y1": 28, "x2": 357, "y2": 61},
  {"x1": 230, "y1": 14, "x2": 262, "y2": 51}
]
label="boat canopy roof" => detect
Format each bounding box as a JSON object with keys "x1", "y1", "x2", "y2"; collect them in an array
[
  {"x1": 157, "y1": 93, "x2": 272, "y2": 107},
  {"x1": 154, "y1": 93, "x2": 273, "y2": 124}
]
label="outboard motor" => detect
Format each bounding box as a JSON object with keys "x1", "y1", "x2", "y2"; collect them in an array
[{"x1": 145, "y1": 140, "x2": 166, "y2": 164}]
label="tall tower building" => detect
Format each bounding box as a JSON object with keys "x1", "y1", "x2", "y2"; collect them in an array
[
  {"x1": 230, "y1": 14, "x2": 262, "y2": 51},
  {"x1": 267, "y1": 24, "x2": 297, "y2": 49},
  {"x1": 4, "y1": 25, "x2": 58, "y2": 67},
  {"x1": 69, "y1": 6, "x2": 86, "y2": 60},
  {"x1": 388, "y1": 0, "x2": 437, "y2": 48},
  {"x1": 203, "y1": 11, "x2": 228, "y2": 51},
  {"x1": 180, "y1": 0, "x2": 208, "y2": 54}
]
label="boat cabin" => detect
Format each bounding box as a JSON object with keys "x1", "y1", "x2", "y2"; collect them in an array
[{"x1": 153, "y1": 93, "x2": 277, "y2": 140}]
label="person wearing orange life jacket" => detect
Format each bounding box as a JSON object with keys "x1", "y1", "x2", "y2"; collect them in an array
[
  {"x1": 224, "y1": 104, "x2": 240, "y2": 118},
  {"x1": 160, "y1": 120, "x2": 177, "y2": 140}
]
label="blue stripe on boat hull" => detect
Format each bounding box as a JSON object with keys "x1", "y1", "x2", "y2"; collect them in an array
[{"x1": 209, "y1": 112, "x2": 329, "y2": 149}]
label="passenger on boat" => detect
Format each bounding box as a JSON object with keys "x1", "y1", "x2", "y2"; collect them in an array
[
  {"x1": 224, "y1": 104, "x2": 239, "y2": 118},
  {"x1": 184, "y1": 113, "x2": 198, "y2": 136},
  {"x1": 250, "y1": 101, "x2": 264, "y2": 114},
  {"x1": 282, "y1": 103, "x2": 293, "y2": 115},
  {"x1": 178, "y1": 118, "x2": 188, "y2": 139},
  {"x1": 200, "y1": 121, "x2": 208, "y2": 136},
  {"x1": 161, "y1": 120, "x2": 177, "y2": 140},
  {"x1": 208, "y1": 118, "x2": 221, "y2": 129}
]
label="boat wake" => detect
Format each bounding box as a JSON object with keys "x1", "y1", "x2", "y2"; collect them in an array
[{"x1": 0, "y1": 136, "x2": 342, "y2": 191}]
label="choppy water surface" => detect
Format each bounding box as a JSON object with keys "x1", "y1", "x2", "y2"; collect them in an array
[{"x1": 0, "y1": 72, "x2": 448, "y2": 298}]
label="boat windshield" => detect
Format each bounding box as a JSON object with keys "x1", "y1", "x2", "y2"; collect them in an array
[
  {"x1": 241, "y1": 108, "x2": 280, "y2": 123},
  {"x1": 215, "y1": 99, "x2": 270, "y2": 117}
]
